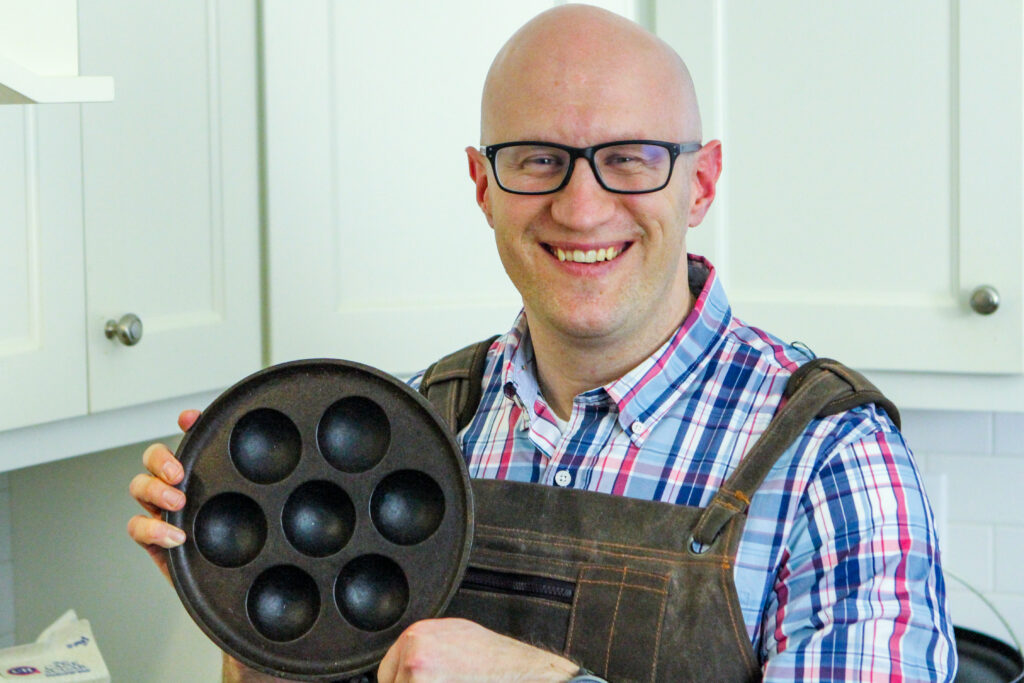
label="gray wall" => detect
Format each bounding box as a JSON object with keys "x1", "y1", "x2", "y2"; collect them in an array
[
  {"x1": 1, "y1": 473, "x2": 11, "y2": 649},
  {"x1": 7, "y1": 439, "x2": 221, "y2": 682}
]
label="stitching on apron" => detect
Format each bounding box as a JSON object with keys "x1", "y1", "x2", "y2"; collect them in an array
[
  {"x1": 475, "y1": 540, "x2": 724, "y2": 565},
  {"x1": 699, "y1": 496, "x2": 744, "y2": 519},
  {"x1": 719, "y1": 523, "x2": 760, "y2": 673},
  {"x1": 645, "y1": 568, "x2": 670, "y2": 683},
  {"x1": 476, "y1": 522, "x2": 707, "y2": 559},
  {"x1": 426, "y1": 368, "x2": 470, "y2": 382},
  {"x1": 476, "y1": 526, "x2": 729, "y2": 563},
  {"x1": 603, "y1": 566, "x2": 627, "y2": 674},
  {"x1": 565, "y1": 576, "x2": 583, "y2": 655},
  {"x1": 581, "y1": 566, "x2": 672, "y2": 583},
  {"x1": 445, "y1": 386, "x2": 458, "y2": 423},
  {"x1": 470, "y1": 550, "x2": 733, "y2": 585},
  {"x1": 715, "y1": 486, "x2": 752, "y2": 508},
  {"x1": 575, "y1": 579, "x2": 669, "y2": 596}
]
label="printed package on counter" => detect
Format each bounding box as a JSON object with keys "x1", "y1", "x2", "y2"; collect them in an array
[{"x1": 0, "y1": 610, "x2": 110, "y2": 681}]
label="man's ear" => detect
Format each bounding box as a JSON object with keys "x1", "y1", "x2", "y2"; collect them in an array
[
  {"x1": 466, "y1": 146, "x2": 494, "y2": 227},
  {"x1": 687, "y1": 139, "x2": 723, "y2": 228}
]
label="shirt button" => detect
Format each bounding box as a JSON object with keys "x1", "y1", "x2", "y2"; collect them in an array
[
  {"x1": 630, "y1": 420, "x2": 644, "y2": 435},
  {"x1": 554, "y1": 469, "x2": 572, "y2": 487}
]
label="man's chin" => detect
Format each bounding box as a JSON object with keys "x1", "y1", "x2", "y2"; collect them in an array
[{"x1": 547, "y1": 313, "x2": 632, "y2": 344}]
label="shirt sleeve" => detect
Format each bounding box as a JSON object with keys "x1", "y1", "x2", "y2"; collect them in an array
[{"x1": 760, "y1": 428, "x2": 957, "y2": 682}]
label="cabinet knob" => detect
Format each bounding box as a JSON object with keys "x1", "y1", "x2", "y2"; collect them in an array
[
  {"x1": 969, "y1": 286, "x2": 1000, "y2": 315},
  {"x1": 104, "y1": 313, "x2": 144, "y2": 346}
]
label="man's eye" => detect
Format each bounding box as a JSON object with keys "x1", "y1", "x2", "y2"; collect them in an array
[{"x1": 523, "y1": 155, "x2": 561, "y2": 167}]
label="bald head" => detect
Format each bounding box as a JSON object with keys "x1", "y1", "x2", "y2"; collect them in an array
[{"x1": 480, "y1": 5, "x2": 701, "y2": 145}]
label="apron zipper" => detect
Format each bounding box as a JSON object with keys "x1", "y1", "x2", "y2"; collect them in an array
[{"x1": 460, "y1": 567, "x2": 575, "y2": 604}]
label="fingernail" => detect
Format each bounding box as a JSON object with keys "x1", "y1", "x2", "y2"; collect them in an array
[
  {"x1": 163, "y1": 489, "x2": 185, "y2": 508},
  {"x1": 167, "y1": 528, "x2": 186, "y2": 546},
  {"x1": 162, "y1": 461, "x2": 182, "y2": 481}
]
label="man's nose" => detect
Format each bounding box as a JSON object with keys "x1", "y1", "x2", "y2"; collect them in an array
[{"x1": 549, "y1": 158, "x2": 616, "y2": 230}]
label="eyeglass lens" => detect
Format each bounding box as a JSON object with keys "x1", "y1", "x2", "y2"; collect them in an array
[{"x1": 493, "y1": 143, "x2": 672, "y2": 193}]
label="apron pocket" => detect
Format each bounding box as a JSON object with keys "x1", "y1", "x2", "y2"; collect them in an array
[
  {"x1": 446, "y1": 566, "x2": 575, "y2": 651},
  {"x1": 566, "y1": 564, "x2": 671, "y2": 683}
]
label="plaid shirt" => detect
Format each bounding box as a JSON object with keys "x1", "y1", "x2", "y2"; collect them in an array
[{"x1": 413, "y1": 255, "x2": 955, "y2": 682}]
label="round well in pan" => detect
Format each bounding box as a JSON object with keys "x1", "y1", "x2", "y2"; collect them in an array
[
  {"x1": 317, "y1": 396, "x2": 391, "y2": 473},
  {"x1": 282, "y1": 480, "x2": 355, "y2": 558},
  {"x1": 247, "y1": 565, "x2": 321, "y2": 642},
  {"x1": 370, "y1": 470, "x2": 445, "y2": 546},
  {"x1": 193, "y1": 492, "x2": 267, "y2": 568},
  {"x1": 230, "y1": 408, "x2": 302, "y2": 484},
  {"x1": 335, "y1": 554, "x2": 410, "y2": 632}
]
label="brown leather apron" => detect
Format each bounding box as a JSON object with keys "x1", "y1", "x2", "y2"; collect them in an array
[
  {"x1": 445, "y1": 479, "x2": 759, "y2": 682},
  {"x1": 434, "y1": 358, "x2": 900, "y2": 683}
]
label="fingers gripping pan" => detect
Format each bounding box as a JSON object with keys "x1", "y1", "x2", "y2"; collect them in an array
[{"x1": 167, "y1": 359, "x2": 473, "y2": 680}]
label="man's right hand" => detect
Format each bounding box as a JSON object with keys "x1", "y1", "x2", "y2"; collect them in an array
[{"x1": 127, "y1": 409, "x2": 201, "y2": 583}]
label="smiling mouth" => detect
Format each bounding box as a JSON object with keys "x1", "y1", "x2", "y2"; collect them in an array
[{"x1": 544, "y1": 243, "x2": 631, "y2": 263}]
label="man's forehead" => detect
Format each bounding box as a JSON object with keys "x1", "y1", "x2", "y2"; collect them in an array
[
  {"x1": 483, "y1": 64, "x2": 691, "y2": 145},
  {"x1": 481, "y1": 9, "x2": 698, "y2": 144}
]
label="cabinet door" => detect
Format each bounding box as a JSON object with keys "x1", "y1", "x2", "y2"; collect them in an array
[
  {"x1": 657, "y1": 1, "x2": 1022, "y2": 374},
  {"x1": 263, "y1": 1, "x2": 555, "y2": 375},
  {"x1": 78, "y1": 0, "x2": 261, "y2": 412},
  {"x1": 0, "y1": 105, "x2": 88, "y2": 431}
]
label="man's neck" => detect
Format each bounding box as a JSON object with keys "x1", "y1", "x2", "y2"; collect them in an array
[{"x1": 528, "y1": 293, "x2": 695, "y2": 420}]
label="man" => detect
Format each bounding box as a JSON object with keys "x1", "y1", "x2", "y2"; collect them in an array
[{"x1": 129, "y1": 5, "x2": 955, "y2": 681}]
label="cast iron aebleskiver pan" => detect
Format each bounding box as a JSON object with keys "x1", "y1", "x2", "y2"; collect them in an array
[{"x1": 167, "y1": 358, "x2": 473, "y2": 680}]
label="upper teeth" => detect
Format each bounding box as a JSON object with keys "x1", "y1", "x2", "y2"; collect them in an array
[{"x1": 556, "y1": 246, "x2": 620, "y2": 263}]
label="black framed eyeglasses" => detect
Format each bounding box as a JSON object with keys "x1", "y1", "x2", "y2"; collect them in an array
[{"x1": 481, "y1": 140, "x2": 702, "y2": 195}]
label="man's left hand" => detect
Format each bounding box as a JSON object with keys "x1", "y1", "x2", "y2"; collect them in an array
[{"x1": 376, "y1": 618, "x2": 580, "y2": 682}]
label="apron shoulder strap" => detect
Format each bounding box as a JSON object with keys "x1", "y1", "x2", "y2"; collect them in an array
[
  {"x1": 692, "y1": 358, "x2": 900, "y2": 546},
  {"x1": 419, "y1": 335, "x2": 499, "y2": 434}
]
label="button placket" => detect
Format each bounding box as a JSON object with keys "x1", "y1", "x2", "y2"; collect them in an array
[{"x1": 541, "y1": 404, "x2": 578, "y2": 486}]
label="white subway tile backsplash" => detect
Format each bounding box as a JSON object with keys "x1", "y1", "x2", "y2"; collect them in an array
[
  {"x1": 929, "y1": 455, "x2": 1024, "y2": 525},
  {"x1": 994, "y1": 527, "x2": 1024, "y2": 593},
  {"x1": 900, "y1": 410, "x2": 993, "y2": 456},
  {"x1": 943, "y1": 523, "x2": 994, "y2": 592},
  {"x1": 947, "y1": 590, "x2": 1024, "y2": 651},
  {"x1": 994, "y1": 412, "x2": 1024, "y2": 456},
  {"x1": 912, "y1": 411, "x2": 1024, "y2": 647}
]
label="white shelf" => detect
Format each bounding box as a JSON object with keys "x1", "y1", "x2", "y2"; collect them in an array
[{"x1": 0, "y1": 52, "x2": 113, "y2": 104}]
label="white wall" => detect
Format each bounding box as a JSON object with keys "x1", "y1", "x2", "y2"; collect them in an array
[{"x1": 0, "y1": 409, "x2": 1022, "y2": 679}]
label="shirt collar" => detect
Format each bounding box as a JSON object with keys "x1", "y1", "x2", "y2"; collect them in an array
[
  {"x1": 496, "y1": 254, "x2": 733, "y2": 441},
  {"x1": 604, "y1": 255, "x2": 732, "y2": 441}
]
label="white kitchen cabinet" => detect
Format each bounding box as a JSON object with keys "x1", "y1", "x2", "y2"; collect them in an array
[
  {"x1": 263, "y1": 0, "x2": 554, "y2": 375},
  {"x1": 0, "y1": 105, "x2": 89, "y2": 431},
  {"x1": 78, "y1": 0, "x2": 261, "y2": 412},
  {"x1": 656, "y1": 1, "x2": 1024, "y2": 409},
  {"x1": 0, "y1": 0, "x2": 261, "y2": 464}
]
